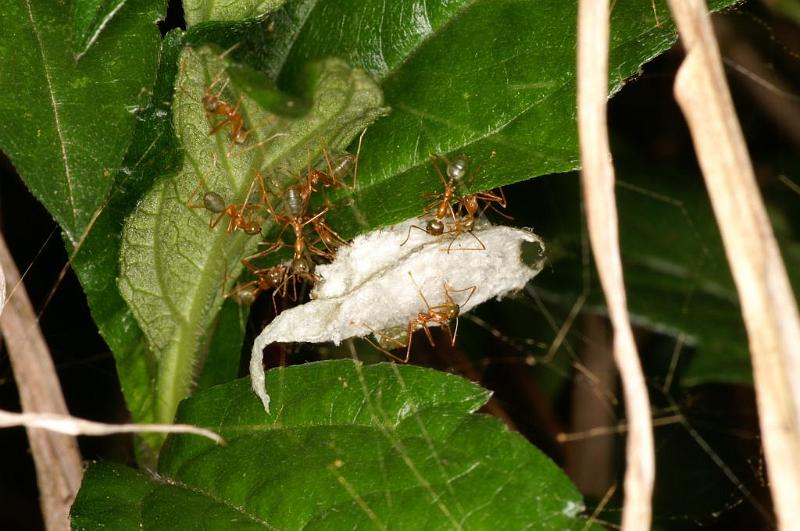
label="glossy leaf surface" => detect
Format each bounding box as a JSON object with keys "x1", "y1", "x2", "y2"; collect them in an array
[
  {"x1": 0, "y1": 0, "x2": 165, "y2": 243},
  {"x1": 256, "y1": 0, "x2": 737, "y2": 239},
  {"x1": 72, "y1": 361, "x2": 590, "y2": 530}
]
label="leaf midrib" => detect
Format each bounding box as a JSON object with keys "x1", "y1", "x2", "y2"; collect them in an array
[{"x1": 25, "y1": 0, "x2": 77, "y2": 235}]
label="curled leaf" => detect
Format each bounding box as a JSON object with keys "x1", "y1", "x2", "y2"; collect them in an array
[{"x1": 118, "y1": 45, "x2": 387, "y2": 424}]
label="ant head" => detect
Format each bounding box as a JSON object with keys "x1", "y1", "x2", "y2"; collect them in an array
[
  {"x1": 243, "y1": 223, "x2": 262, "y2": 236},
  {"x1": 201, "y1": 93, "x2": 219, "y2": 112},
  {"x1": 291, "y1": 257, "x2": 313, "y2": 276},
  {"x1": 265, "y1": 267, "x2": 286, "y2": 287},
  {"x1": 230, "y1": 128, "x2": 248, "y2": 145}
]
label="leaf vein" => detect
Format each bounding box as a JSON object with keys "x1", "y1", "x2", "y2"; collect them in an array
[{"x1": 24, "y1": 0, "x2": 77, "y2": 234}]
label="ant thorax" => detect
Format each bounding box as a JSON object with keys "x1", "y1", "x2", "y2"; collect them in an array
[{"x1": 249, "y1": 217, "x2": 546, "y2": 412}]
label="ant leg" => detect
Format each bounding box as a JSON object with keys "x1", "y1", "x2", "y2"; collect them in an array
[
  {"x1": 447, "y1": 284, "x2": 477, "y2": 307},
  {"x1": 400, "y1": 224, "x2": 432, "y2": 246},
  {"x1": 351, "y1": 128, "x2": 367, "y2": 192},
  {"x1": 241, "y1": 241, "x2": 287, "y2": 272},
  {"x1": 209, "y1": 208, "x2": 230, "y2": 230},
  {"x1": 185, "y1": 181, "x2": 206, "y2": 209},
  {"x1": 429, "y1": 153, "x2": 449, "y2": 188},
  {"x1": 300, "y1": 207, "x2": 329, "y2": 229},
  {"x1": 362, "y1": 334, "x2": 409, "y2": 363},
  {"x1": 445, "y1": 228, "x2": 486, "y2": 253},
  {"x1": 228, "y1": 131, "x2": 288, "y2": 159},
  {"x1": 450, "y1": 317, "x2": 462, "y2": 347},
  {"x1": 208, "y1": 115, "x2": 233, "y2": 137},
  {"x1": 407, "y1": 272, "x2": 434, "y2": 314}
]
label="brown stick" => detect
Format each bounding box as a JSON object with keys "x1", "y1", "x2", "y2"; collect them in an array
[
  {"x1": 564, "y1": 314, "x2": 617, "y2": 498},
  {"x1": 666, "y1": 1, "x2": 800, "y2": 528},
  {"x1": 576, "y1": 1, "x2": 655, "y2": 529},
  {"x1": 0, "y1": 233, "x2": 83, "y2": 531}
]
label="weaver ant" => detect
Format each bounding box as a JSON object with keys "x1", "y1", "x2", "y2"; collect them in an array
[
  {"x1": 304, "y1": 129, "x2": 367, "y2": 196},
  {"x1": 228, "y1": 264, "x2": 288, "y2": 307},
  {"x1": 186, "y1": 179, "x2": 262, "y2": 235},
  {"x1": 203, "y1": 83, "x2": 248, "y2": 144},
  {"x1": 402, "y1": 152, "x2": 509, "y2": 251},
  {"x1": 367, "y1": 273, "x2": 476, "y2": 363}
]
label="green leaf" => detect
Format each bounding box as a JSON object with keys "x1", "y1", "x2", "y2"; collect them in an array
[
  {"x1": 531, "y1": 163, "x2": 758, "y2": 387},
  {"x1": 72, "y1": 0, "x2": 127, "y2": 58},
  {"x1": 184, "y1": 0, "x2": 285, "y2": 27},
  {"x1": 66, "y1": 29, "x2": 184, "y2": 463},
  {"x1": 72, "y1": 361, "x2": 589, "y2": 529},
  {"x1": 195, "y1": 298, "x2": 247, "y2": 390},
  {"x1": 226, "y1": 61, "x2": 310, "y2": 117},
  {"x1": 117, "y1": 46, "x2": 386, "y2": 425},
  {"x1": 0, "y1": 0, "x2": 165, "y2": 243},
  {"x1": 255, "y1": 0, "x2": 738, "y2": 238},
  {"x1": 770, "y1": 0, "x2": 800, "y2": 23}
]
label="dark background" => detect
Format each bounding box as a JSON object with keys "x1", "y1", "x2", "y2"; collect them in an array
[{"x1": 1, "y1": 1, "x2": 798, "y2": 529}]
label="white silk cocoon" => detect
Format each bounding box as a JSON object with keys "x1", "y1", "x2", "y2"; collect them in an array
[{"x1": 250, "y1": 218, "x2": 546, "y2": 412}]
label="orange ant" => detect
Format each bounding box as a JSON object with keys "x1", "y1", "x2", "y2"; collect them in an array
[
  {"x1": 186, "y1": 181, "x2": 262, "y2": 235},
  {"x1": 309, "y1": 214, "x2": 348, "y2": 254},
  {"x1": 227, "y1": 264, "x2": 288, "y2": 308},
  {"x1": 367, "y1": 274, "x2": 476, "y2": 363},
  {"x1": 400, "y1": 153, "x2": 461, "y2": 245},
  {"x1": 202, "y1": 77, "x2": 248, "y2": 145},
  {"x1": 304, "y1": 129, "x2": 367, "y2": 196},
  {"x1": 242, "y1": 176, "x2": 336, "y2": 281},
  {"x1": 402, "y1": 152, "x2": 508, "y2": 251}
]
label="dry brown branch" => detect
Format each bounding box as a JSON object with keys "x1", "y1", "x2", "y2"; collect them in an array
[
  {"x1": 576, "y1": 1, "x2": 655, "y2": 529},
  {"x1": 565, "y1": 315, "x2": 617, "y2": 498},
  {"x1": 0, "y1": 410, "x2": 224, "y2": 444},
  {"x1": 0, "y1": 254, "x2": 4, "y2": 318},
  {"x1": 666, "y1": 0, "x2": 800, "y2": 528},
  {"x1": 0, "y1": 233, "x2": 82, "y2": 531}
]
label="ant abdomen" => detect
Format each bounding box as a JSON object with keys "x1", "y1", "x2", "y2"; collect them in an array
[
  {"x1": 202, "y1": 191, "x2": 226, "y2": 213},
  {"x1": 426, "y1": 219, "x2": 445, "y2": 235},
  {"x1": 447, "y1": 158, "x2": 468, "y2": 181},
  {"x1": 285, "y1": 186, "x2": 305, "y2": 218},
  {"x1": 326, "y1": 153, "x2": 355, "y2": 181}
]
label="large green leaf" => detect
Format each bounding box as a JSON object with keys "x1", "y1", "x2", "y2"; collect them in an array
[
  {"x1": 72, "y1": 361, "x2": 591, "y2": 530},
  {"x1": 0, "y1": 0, "x2": 165, "y2": 243},
  {"x1": 528, "y1": 159, "x2": 785, "y2": 387},
  {"x1": 111, "y1": 0, "x2": 739, "y2": 433},
  {"x1": 66, "y1": 29, "x2": 184, "y2": 462},
  {"x1": 117, "y1": 46, "x2": 386, "y2": 425},
  {"x1": 254, "y1": 0, "x2": 739, "y2": 239}
]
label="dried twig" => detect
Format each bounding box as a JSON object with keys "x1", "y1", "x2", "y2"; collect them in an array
[
  {"x1": 576, "y1": 1, "x2": 655, "y2": 529},
  {"x1": 565, "y1": 315, "x2": 617, "y2": 498},
  {"x1": 0, "y1": 253, "x2": 4, "y2": 318},
  {"x1": 666, "y1": 1, "x2": 800, "y2": 528},
  {"x1": 0, "y1": 410, "x2": 224, "y2": 444},
  {"x1": 0, "y1": 233, "x2": 82, "y2": 531}
]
